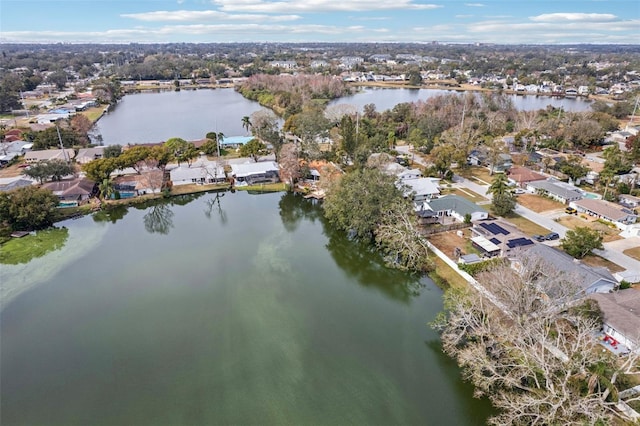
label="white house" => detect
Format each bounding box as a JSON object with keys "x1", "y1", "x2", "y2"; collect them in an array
[
  {"x1": 399, "y1": 177, "x2": 440, "y2": 203},
  {"x1": 422, "y1": 194, "x2": 488, "y2": 222},
  {"x1": 526, "y1": 179, "x2": 583, "y2": 204},
  {"x1": 170, "y1": 163, "x2": 226, "y2": 186},
  {"x1": 571, "y1": 198, "x2": 637, "y2": 229},
  {"x1": 590, "y1": 290, "x2": 640, "y2": 353},
  {"x1": 230, "y1": 161, "x2": 280, "y2": 186}
]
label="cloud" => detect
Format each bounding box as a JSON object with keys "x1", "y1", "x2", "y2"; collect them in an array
[
  {"x1": 530, "y1": 13, "x2": 617, "y2": 22},
  {"x1": 122, "y1": 10, "x2": 301, "y2": 22},
  {"x1": 211, "y1": 0, "x2": 442, "y2": 13},
  {"x1": 464, "y1": 3, "x2": 484, "y2": 6},
  {"x1": 455, "y1": 15, "x2": 473, "y2": 19}
]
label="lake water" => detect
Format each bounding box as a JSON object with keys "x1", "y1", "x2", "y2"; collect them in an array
[
  {"x1": 94, "y1": 87, "x2": 592, "y2": 146},
  {"x1": 330, "y1": 87, "x2": 594, "y2": 114},
  {"x1": 94, "y1": 88, "x2": 268, "y2": 146},
  {"x1": 1, "y1": 191, "x2": 492, "y2": 425}
]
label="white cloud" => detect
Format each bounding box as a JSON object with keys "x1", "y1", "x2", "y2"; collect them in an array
[
  {"x1": 122, "y1": 10, "x2": 301, "y2": 22},
  {"x1": 464, "y1": 3, "x2": 485, "y2": 7},
  {"x1": 211, "y1": 0, "x2": 442, "y2": 13},
  {"x1": 530, "y1": 13, "x2": 617, "y2": 22},
  {"x1": 455, "y1": 15, "x2": 473, "y2": 19}
]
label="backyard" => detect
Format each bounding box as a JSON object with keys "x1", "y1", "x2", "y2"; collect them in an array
[{"x1": 623, "y1": 246, "x2": 640, "y2": 261}]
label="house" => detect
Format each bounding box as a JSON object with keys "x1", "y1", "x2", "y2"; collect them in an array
[
  {"x1": 170, "y1": 163, "x2": 226, "y2": 186},
  {"x1": 397, "y1": 168, "x2": 423, "y2": 181},
  {"x1": 619, "y1": 194, "x2": 640, "y2": 208},
  {"x1": 526, "y1": 179, "x2": 583, "y2": 204},
  {"x1": 467, "y1": 148, "x2": 512, "y2": 173},
  {"x1": 76, "y1": 146, "x2": 106, "y2": 164},
  {"x1": 41, "y1": 178, "x2": 96, "y2": 206},
  {"x1": 590, "y1": 290, "x2": 640, "y2": 352},
  {"x1": 422, "y1": 194, "x2": 488, "y2": 223},
  {"x1": 269, "y1": 61, "x2": 297, "y2": 69},
  {"x1": 514, "y1": 244, "x2": 618, "y2": 296},
  {"x1": 571, "y1": 198, "x2": 637, "y2": 228},
  {"x1": 0, "y1": 178, "x2": 34, "y2": 192},
  {"x1": 507, "y1": 166, "x2": 547, "y2": 188},
  {"x1": 113, "y1": 170, "x2": 165, "y2": 197},
  {"x1": 24, "y1": 149, "x2": 75, "y2": 163},
  {"x1": 0, "y1": 152, "x2": 20, "y2": 166},
  {"x1": 400, "y1": 177, "x2": 440, "y2": 203},
  {"x1": 230, "y1": 161, "x2": 280, "y2": 186},
  {"x1": 220, "y1": 136, "x2": 253, "y2": 149},
  {"x1": 1, "y1": 140, "x2": 32, "y2": 155}
]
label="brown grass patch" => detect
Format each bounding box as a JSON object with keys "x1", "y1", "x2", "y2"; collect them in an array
[
  {"x1": 556, "y1": 215, "x2": 623, "y2": 243},
  {"x1": 580, "y1": 254, "x2": 626, "y2": 273},
  {"x1": 427, "y1": 229, "x2": 479, "y2": 259},
  {"x1": 439, "y1": 186, "x2": 488, "y2": 203},
  {"x1": 430, "y1": 256, "x2": 469, "y2": 290},
  {"x1": 623, "y1": 246, "x2": 640, "y2": 261},
  {"x1": 516, "y1": 193, "x2": 565, "y2": 212},
  {"x1": 458, "y1": 166, "x2": 494, "y2": 185},
  {"x1": 504, "y1": 213, "x2": 550, "y2": 236}
]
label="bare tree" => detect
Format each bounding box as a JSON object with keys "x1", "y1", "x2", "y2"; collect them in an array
[{"x1": 433, "y1": 255, "x2": 640, "y2": 426}]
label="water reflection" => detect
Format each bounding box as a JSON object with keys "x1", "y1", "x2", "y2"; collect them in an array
[
  {"x1": 278, "y1": 192, "x2": 322, "y2": 232},
  {"x1": 0, "y1": 227, "x2": 69, "y2": 265},
  {"x1": 143, "y1": 203, "x2": 175, "y2": 235},
  {"x1": 203, "y1": 191, "x2": 227, "y2": 224},
  {"x1": 92, "y1": 205, "x2": 129, "y2": 224}
]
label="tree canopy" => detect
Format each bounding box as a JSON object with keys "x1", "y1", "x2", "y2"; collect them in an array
[
  {"x1": 561, "y1": 226, "x2": 604, "y2": 259},
  {"x1": 0, "y1": 186, "x2": 60, "y2": 230}
]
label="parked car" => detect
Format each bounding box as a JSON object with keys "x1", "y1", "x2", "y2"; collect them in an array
[
  {"x1": 545, "y1": 232, "x2": 560, "y2": 240},
  {"x1": 532, "y1": 234, "x2": 546, "y2": 242},
  {"x1": 565, "y1": 207, "x2": 577, "y2": 215}
]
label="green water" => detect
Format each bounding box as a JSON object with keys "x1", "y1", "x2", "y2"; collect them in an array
[{"x1": 1, "y1": 191, "x2": 492, "y2": 425}]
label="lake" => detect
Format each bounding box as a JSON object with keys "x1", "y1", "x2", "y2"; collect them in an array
[
  {"x1": 329, "y1": 87, "x2": 594, "y2": 114},
  {"x1": 94, "y1": 86, "x2": 592, "y2": 146},
  {"x1": 1, "y1": 191, "x2": 492, "y2": 425},
  {"x1": 94, "y1": 88, "x2": 268, "y2": 146}
]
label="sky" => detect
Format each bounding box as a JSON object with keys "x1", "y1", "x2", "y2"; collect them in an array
[{"x1": 1, "y1": 0, "x2": 638, "y2": 45}]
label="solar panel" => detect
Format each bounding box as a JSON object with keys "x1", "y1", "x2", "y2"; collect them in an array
[
  {"x1": 490, "y1": 238, "x2": 501, "y2": 245},
  {"x1": 506, "y1": 238, "x2": 533, "y2": 248}
]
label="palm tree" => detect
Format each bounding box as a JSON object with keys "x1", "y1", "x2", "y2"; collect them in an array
[
  {"x1": 215, "y1": 132, "x2": 225, "y2": 157},
  {"x1": 241, "y1": 116, "x2": 251, "y2": 135},
  {"x1": 487, "y1": 172, "x2": 511, "y2": 197}
]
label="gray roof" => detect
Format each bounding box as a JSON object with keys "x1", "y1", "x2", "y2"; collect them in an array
[
  {"x1": 590, "y1": 290, "x2": 640, "y2": 345},
  {"x1": 528, "y1": 179, "x2": 583, "y2": 200},
  {"x1": 522, "y1": 244, "x2": 617, "y2": 293},
  {"x1": 0, "y1": 178, "x2": 34, "y2": 192},
  {"x1": 425, "y1": 194, "x2": 486, "y2": 215}
]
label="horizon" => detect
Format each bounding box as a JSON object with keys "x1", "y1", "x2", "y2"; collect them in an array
[{"x1": 1, "y1": 0, "x2": 638, "y2": 45}]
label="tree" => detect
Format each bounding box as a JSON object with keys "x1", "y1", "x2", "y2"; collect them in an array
[
  {"x1": 432, "y1": 256, "x2": 639, "y2": 426},
  {"x1": 103, "y1": 144, "x2": 122, "y2": 158},
  {"x1": 561, "y1": 226, "x2": 604, "y2": 259},
  {"x1": 239, "y1": 139, "x2": 267, "y2": 162},
  {"x1": 241, "y1": 116, "x2": 252, "y2": 135},
  {"x1": 118, "y1": 145, "x2": 150, "y2": 173},
  {"x1": 81, "y1": 157, "x2": 120, "y2": 182},
  {"x1": 278, "y1": 143, "x2": 302, "y2": 189},
  {"x1": 323, "y1": 168, "x2": 405, "y2": 241},
  {"x1": 339, "y1": 114, "x2": 357, "y2": 162},
  {"x1": 557, "y1": 155, "x2": 589, "y2": 182},
  {"x1": 407, "y1": 69, "x2": 423, "y2": 86},
  {"x1": 22, "y1": 159, "x2": 74, "y2": 183},
  {"x1": 0, "y1": 186, "x2": 60, "y2": 230},
  {"x1": 491, "y1": 192, "x2": 516, "y2": 216},
  {"x1": 487, "y1": 172, "x2": 511, "y2": 196}
]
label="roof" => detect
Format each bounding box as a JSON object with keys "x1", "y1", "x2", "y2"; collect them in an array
[
  {"x1": 170, "y1": 164, "x2": 225, "y2": 181},
  {"x1": 0, "y1": 178, "x2": 34, "y2": 192},
  {"x1": 574, "y1": 198, "x2": 635, "y2": 222},
  {"x1": 231, "y1": 161, "x2": 279, "y2": 178},
  {"x1": 425, "y1": 194, "x2": 486, "y2": 216},
  {"x1": 507, "y1": 166, "x2": 546, "y2": 185},
  {"x1": 590, "y1": 290, "x2": 640, "y2": 345},
  {"x1": 522, "y1": 244, "x2": 617, "y2": 293},
  {"x1": 527, "y1": 179, "x2": 583, "y2": 200},
  {"x1": 471, "y1": 235, "x2": 501, "y2": 253},
  {"x1": 76, "y1": 146, "x2": 105, "y2": 162},
  {"x1": 400, "y1": 177, "x2": 440, "y2": 197},
  {"x1": 41, "y1": 178, "x2": 95, "y2": 198},
  {"x1": 24, "y1": 149, "x2": 76, "y2": 162},
  {"x1": 220, "y1": 136, "x2": 253, "y2": 146}
]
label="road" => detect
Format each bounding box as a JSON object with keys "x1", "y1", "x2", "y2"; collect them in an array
[{"x1": 452, "y1": 174, "x2": 640, "y2": 272}]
